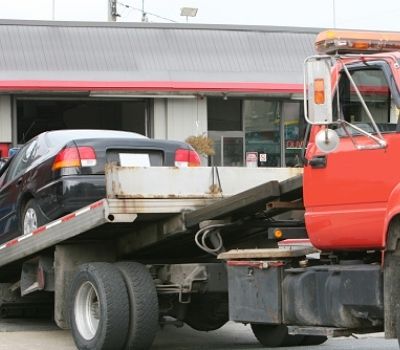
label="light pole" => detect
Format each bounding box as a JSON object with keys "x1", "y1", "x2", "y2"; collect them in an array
[{"x1": 52, "y1": 0, "x2": 55, "y2": 20}]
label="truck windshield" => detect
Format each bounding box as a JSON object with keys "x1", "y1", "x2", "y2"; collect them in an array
[{"x1": 333, "y1": 67, "x2": 398, "y2": 135}]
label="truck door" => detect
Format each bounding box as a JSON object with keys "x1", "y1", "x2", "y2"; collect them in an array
[{"x1": 304, "y1": 62, "x2": 400, "y2": 250}]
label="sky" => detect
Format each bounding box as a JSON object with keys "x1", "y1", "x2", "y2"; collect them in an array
[{"x1": 0, "y1": 0, "x2": 400, "y2": 31}]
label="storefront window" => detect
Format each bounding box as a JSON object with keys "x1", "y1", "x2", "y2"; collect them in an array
[
  {"x1": 244, "y1": 100, "x2": 281, "y2": 166},
  {"x1": 208, "y1": 98, "x2": 244, "y2": 166},
  {"x1": 282, "y1": 101, "x2": 305, "y2": 167},
  {"x1": 208, "y1": 97, "x2": 305, "y2": 167}
]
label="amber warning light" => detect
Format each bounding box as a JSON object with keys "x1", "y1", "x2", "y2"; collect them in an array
[
  {"x1": 315, "y1": 30, "x2": 400, "y2": 54},
  {"x1": 313, "y1": 79, "x2": 325, "y2": 105}
]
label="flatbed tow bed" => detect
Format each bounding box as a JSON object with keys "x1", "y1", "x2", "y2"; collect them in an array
[
  {"x1": 0, "y1": 166, "x2": 304, "y2": 350},
  {"x1": 0, "y1": 167, "x2": 303, "y2": 268}
]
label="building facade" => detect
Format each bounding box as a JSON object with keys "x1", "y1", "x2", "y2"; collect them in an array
[{"x1": 0, "y1": 20, "x2": 318, "y2": 166}]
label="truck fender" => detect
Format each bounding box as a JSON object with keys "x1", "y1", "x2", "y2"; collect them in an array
[{"x1": 384, "y1": 183, "x2": 400, "y2": 250}]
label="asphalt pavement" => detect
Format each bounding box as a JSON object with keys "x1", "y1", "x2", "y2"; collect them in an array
[{"x1": 0, "y1": 319, "x2": 398, "y2": 350}]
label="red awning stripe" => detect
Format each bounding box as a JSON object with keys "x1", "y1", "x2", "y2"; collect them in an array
[{"x1": 0, "y1": 80, "x2": 303, "y2": 93}]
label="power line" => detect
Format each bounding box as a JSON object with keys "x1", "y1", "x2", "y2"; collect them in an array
[{"x1": 118, "y1": 1, "x2": 177, "y2": 23}]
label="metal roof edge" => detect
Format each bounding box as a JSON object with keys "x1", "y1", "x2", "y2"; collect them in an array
[{"x1": 0, "y1": 18, "x2": 323, "y2": 33}]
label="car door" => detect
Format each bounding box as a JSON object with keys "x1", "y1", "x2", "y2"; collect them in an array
[
  {"x1": 304, "y1": 63, "x2": 400, "y2": 250},
  {"x1": 0, "y1": 139, "x2": 38, "y2": 241}
]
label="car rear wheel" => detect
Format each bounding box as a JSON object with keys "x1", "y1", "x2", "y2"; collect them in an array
[
  {"x1": 22, "y1": 199, "x2": 46, "y2": 235},
  {"x1": 69, "y1": 263, "x2": 130, "y2": 350}
]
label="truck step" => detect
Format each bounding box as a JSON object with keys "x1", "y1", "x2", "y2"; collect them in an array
[
  {"x1": 288, "y1": 325, "x2": 383, "y2": 337},
  {"x1": 218, "y1": 246, "x2": 317, "y2": 260}
]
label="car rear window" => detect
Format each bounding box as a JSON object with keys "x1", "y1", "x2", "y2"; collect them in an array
[{"x1": 45, "y1": 130, "x2": 147, "y2": 148}]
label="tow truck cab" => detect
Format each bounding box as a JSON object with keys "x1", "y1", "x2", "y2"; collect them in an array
[{"x1": 303, "y1": 30, "x2": 400, "y2": 251}]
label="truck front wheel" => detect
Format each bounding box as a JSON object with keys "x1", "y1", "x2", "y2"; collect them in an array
[
  {"x1": 251, "y1": 324, "x2": 304, "y2": 347},
  {"x1": 69, "y1": 263, "x2": 130, "y2": 350},
  {"x1": 184, "y1": 294, "x2": 228, "y2": 331},
  {"x1": 302, "y1": 335, "x2": 327, "y2": 345}
]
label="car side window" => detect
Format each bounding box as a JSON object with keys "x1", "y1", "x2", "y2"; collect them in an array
[
  {"x1": 6, "y1": 140, "x2": 38, "y2": 182},
  {"x1": 0, "y1": 167, "x2": 7, "y2": 188}
]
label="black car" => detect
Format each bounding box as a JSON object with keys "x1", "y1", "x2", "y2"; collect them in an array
[{"x1": 0, "y1": 129, "x2": 200, "y2": 243}]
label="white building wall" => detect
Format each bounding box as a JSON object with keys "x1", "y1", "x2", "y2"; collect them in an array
[
  {"x1": 153, "y1": 99, "x2": 168, "y2": 139},
  {"x1": 0, "y1": 95, "x2": 12, "y2": 143},
  {"x1": 166, "y1": 97, "x2": 207, "y2": 141},
  {"x1": 153, "y1": 97, "x2": 208, "y2": 142}
]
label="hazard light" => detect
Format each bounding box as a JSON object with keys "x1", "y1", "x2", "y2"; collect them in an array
[{"x1": 315, "y1": 30, "x2": 400, "y2": 54}]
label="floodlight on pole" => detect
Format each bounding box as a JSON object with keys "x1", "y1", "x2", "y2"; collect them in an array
[{"x1": 180, "y1": 7, "x2": 198, "y2": 23}]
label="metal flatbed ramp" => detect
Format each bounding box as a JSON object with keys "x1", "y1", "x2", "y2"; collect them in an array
[
  {"x1": 0, "y1": 200, "x2": 109, "y2": 268},
  {"x1": 0, "y1": 197, "x2": 216, "y2": 268},
  {"x1": 184, "y1": 175, "x2": 303, "y2": 228}
]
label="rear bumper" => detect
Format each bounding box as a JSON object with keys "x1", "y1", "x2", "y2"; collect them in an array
[{"x1": 36, "y1": 175, "x2": 105, "y2": 221}]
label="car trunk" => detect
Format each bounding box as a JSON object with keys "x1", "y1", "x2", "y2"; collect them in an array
[{"x1": 72, "y1": 138, "x2": 182, "y2": 175}]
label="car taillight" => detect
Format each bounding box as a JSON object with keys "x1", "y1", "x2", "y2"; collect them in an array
[
  {"x1": 52, "y1": 146, "x2": 97, "y2": 171},
  {"x1": 78, "y1": 147, "x2": 97, "y2": 167},
  {"x1": 175, "y1": 149, "x2": 201, "y2": 167}
]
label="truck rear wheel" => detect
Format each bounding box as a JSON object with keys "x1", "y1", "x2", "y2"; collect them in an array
[
  {"x1": 115, "y1": 262, "x2": 159, "y2": 350},
  {"x1": 69, "y1": 263, "x2": 129, "y2": 350},
  {"x1": 251, "y1": 324, "x2": 304, "y2": 347}
]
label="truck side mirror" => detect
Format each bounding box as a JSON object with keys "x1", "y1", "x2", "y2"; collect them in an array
[{"x1": 304, "y1": 56, "x2": 333, "y2": 125}]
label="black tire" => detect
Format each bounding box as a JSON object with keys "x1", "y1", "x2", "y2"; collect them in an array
[
  {"x1": 115, "y1": 262, "x2": 159, "y2": 350},
  {"x1": 184, "y1": 294, "x2": 228, "y2": 331},
  {"x1": 251, "y1": 324, "x2": 304, "y2": 347},
  {"x1": 69, "y1": 263, "x2": 130, "y2": 350},
  {"x1": 302, "y1": 335, "x2": 328, "y2": 346},
  {"x1": 21, "y1": 198, "x2": 46, "y2": 235}
]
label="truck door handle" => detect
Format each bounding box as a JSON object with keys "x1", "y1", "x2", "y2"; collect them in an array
[{"x1": 309, "y1": 155, "x2": 327, "y2": 169}]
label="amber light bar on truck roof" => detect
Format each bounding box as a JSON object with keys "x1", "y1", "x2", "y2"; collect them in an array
[{"x1": 315, "y1": 30, "x2": 400, "y2": 54}]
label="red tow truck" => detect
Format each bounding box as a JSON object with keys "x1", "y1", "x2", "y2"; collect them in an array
[
  {"x1": 3, "y1": 29, "x2": 400, "y2": 350},
  {"x1": 220, "y1": 29, "x2": 400, "y2": 347}
]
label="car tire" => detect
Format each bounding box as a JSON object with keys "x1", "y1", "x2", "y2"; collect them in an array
[
  {"x1": 251, "y1": 324, "x2": 304, "y2": 347},
  {"x1": 115, "y1": 262, "x2": 159, "y2": 350},
  {"x1": 69, "y1": 263, "x2": 130, "y2": 350},
  {"x1": 21, "y1": 198, "x2": 46, "y2": 235}
]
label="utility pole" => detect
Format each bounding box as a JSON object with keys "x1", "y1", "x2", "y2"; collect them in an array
[
  {"x1": 141, "y1": 0, "x2": 148, "y2": 22},
  {"x1": 108, "y1": 0, "x2": 119, "y2": 22}
]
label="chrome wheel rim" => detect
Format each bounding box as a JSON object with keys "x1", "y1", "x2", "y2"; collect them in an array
[
  {"x1": 74, "y1": 281, "x2": 100, "y2": 340},
  {"x1": 23, "y1": 208, "x2": 38, "y2": 235}
]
